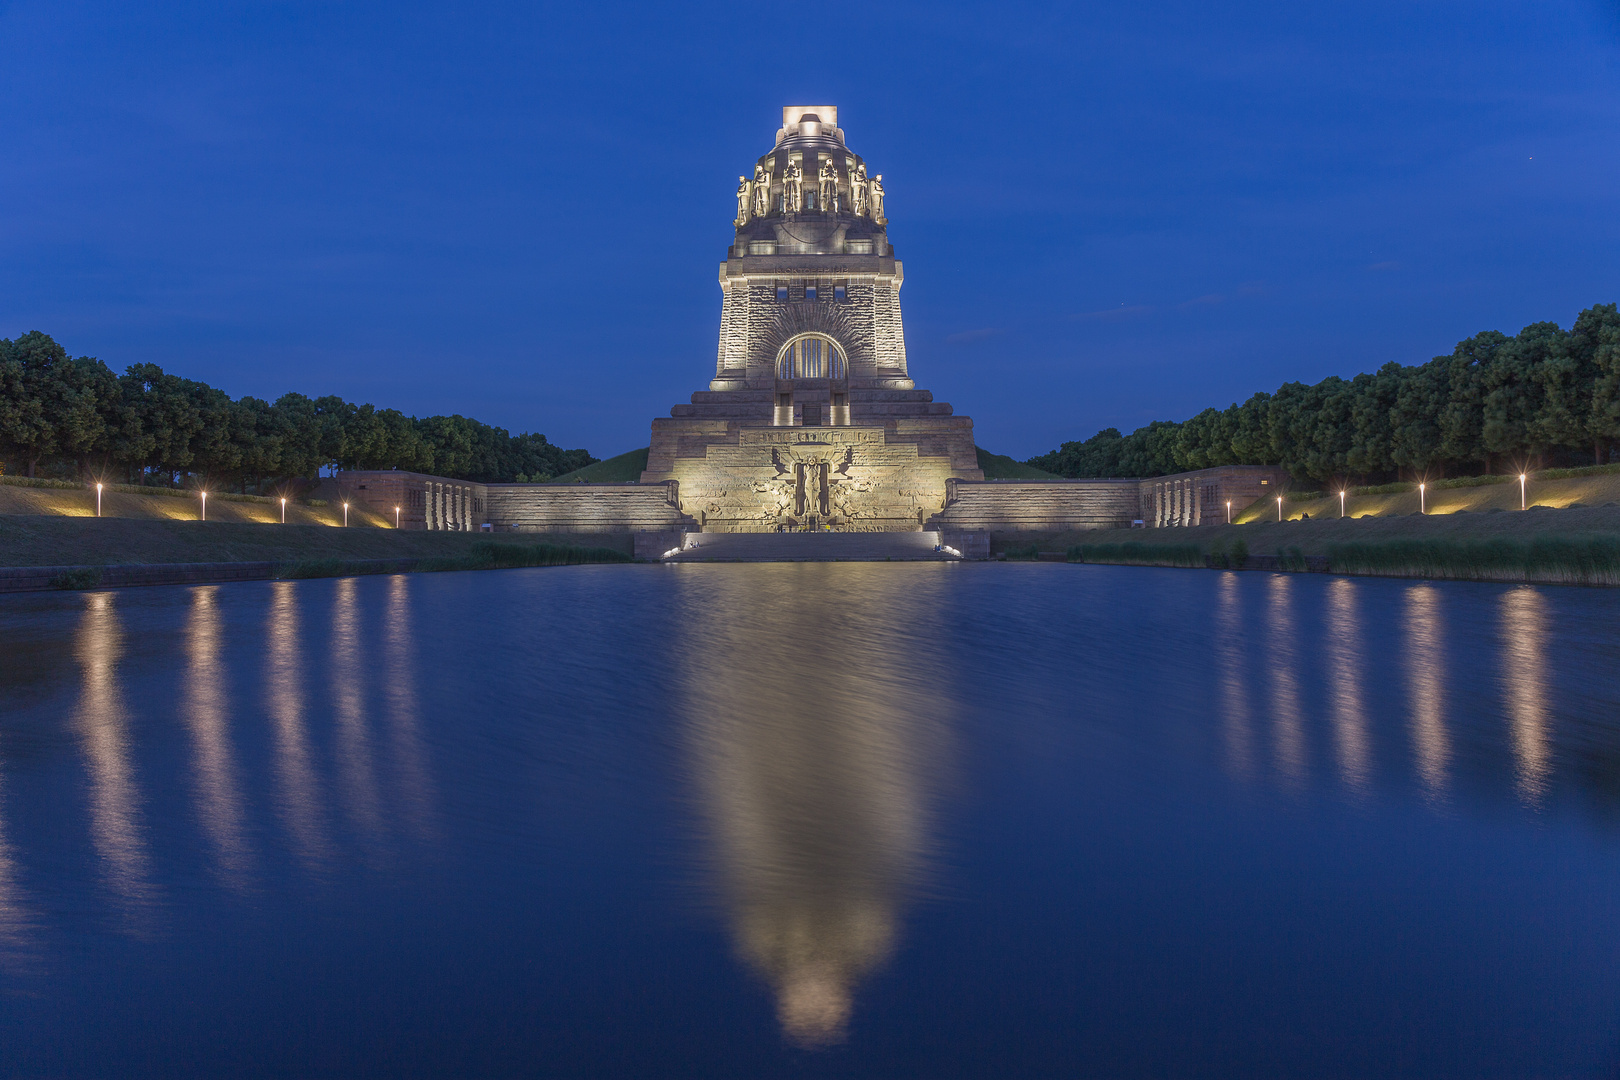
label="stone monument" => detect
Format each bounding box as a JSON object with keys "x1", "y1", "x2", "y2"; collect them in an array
[{"x1": 641, "y1": 106, "x2": 983, "y2": 532}]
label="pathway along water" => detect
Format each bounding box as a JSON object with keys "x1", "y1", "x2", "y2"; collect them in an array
[{"x1": 0, "y1": 564, "x2": 1617, "y2": 1076}]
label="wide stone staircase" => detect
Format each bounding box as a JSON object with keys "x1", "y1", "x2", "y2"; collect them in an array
[{"x1": 662, "y1": 530, "x2": 960, "y2": 562}]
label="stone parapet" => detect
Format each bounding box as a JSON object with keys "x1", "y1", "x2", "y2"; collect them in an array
[
  {"x1": 485, "y1": 482, "x2": 696, "y2": 533},
  {"x1": 930, "y1": 479, "x2": 1143, "y2": 532}
]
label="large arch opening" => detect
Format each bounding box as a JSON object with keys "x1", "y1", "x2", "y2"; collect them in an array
[{"x1": 775, "y1": 333, "x2": 848, "y2": 380}]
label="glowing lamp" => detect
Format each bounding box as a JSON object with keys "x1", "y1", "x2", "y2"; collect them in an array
[{"x1": 95, "y1": 482, "x2": 103, "y2": 518}]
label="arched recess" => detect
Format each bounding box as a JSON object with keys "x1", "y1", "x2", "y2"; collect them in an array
[{"x1": 775, "y1": 333, "x2": 848, "y2": 380}]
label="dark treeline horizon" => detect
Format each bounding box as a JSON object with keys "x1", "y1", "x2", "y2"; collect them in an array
[
  {"x1": 1028, "y1": 303, "x2": 1620, "y2": 484},
  {"x1": 0, "y1": 332, "x2": 596, "y2": 490}
]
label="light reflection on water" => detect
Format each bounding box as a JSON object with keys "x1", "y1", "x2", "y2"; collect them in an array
[
  {"x1": 1265, "y1": 574, "x2": 1308, "y2": 789},
  {"x1": 677, "y1": 567, "x2": 947, "y2": 1046},
  {"x1": 266, "y1": 580, "x2": 330, "y2": 868},
  {"x1": 182, "y1": 587, "x2": 250, "y2": 887},
  {"x1": 332, "y1": 576, "x2": 386, "y2": 847},
  {"x1": 1216, "y1": 573, "x2": 1254, "y2": 780},
  {"x1": 0, "y1": 566, "x2": 1615, "y2": 1076},
  {"x1": 1404, "y1": 584, "x2": 1452, "y2": 800},
  {"x1": 72, "y1": 590, "x2": 156, "y2": 921},
  {"x1": 1500, "y1": 587, "x2": 1553, "y2": 805},
  {"x1": 1325, "y1": 577, "x2": 1371, "y2": 793}
]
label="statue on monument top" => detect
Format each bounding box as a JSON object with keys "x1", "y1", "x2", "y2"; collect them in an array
[
  {"x1": 783, "y1": 160, "x2": 804, "y2": 214},
  {"x1": 819, "y1": 157, "x2": 838, "y2": 214},
  {"x1": 735, "y1": 176, "x2": 752, "y2": 226},
  {"x1": 868, "y1": 173, "x2": 885, "y2": 224},
  {"x1": 753, "y1": 163, "x2": 772, "y2": 218},
  {"x1": 849, "y1": 163, "x2": 868, "y2": 218}
]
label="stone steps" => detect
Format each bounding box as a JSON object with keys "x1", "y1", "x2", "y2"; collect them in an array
[{"x1": 663, "y1": 530, "x2": 960, "y2": 562}]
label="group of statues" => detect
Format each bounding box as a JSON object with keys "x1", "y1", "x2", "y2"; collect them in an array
[{"x1": 736, "y1": 158, "x2": 885, "y2": 225}]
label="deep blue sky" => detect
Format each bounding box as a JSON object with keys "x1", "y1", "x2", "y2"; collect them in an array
[{"x1": 3, "y1": 2, "x2": 1618, "y2": 459}]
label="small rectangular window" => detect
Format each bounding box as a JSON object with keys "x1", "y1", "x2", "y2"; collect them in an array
[
  {"x1": 777, "y1": 285, "x2": 788, "y2": 301},
  {"x1": 834, "y1": 285, "x2": 846, "y2": 301},
  {"x1": 805, "y1": 285, "x2": 817, "y2": 301}
]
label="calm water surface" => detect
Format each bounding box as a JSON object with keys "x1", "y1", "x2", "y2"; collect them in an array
[{"x1": 0, "y1": 564, "x2": 1618, "y2": 1077}]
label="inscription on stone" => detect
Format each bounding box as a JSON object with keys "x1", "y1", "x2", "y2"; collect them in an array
[{"x1": 740, "y1": 428, "x2": 884, "y2": 446}]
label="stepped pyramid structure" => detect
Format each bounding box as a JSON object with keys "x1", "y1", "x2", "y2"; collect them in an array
[{"x1": 640, "y1": 106, "x2": 983, "y2": 532}]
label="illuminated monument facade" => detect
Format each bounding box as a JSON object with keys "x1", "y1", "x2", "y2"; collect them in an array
[
  {"x1": 639, "y1": 106, "x2": 984, "y2": 531},
  {"x1": 337, "y1": 107, "x2": 1288, "y2": 544}
]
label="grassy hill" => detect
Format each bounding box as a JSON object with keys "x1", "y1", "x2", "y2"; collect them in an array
[
  {"x1": 548, "y1": 447, "x2": 649, "y2": 483},
  {"x1": 977, "y1": 447, "x2": 1060, "y2": 479}
]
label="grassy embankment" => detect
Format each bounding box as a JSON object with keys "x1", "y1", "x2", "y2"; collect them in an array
[
  {"x1": 976, "y1": 448, "x2": 1059, "y2": 479},
  {"x1": 549, "y1": 447, "x2": 649, "y2": 483},
  {"x1": 996, "y1": 467, "x2": 1620, "y2": 585},
  {"x1": 0, "y1": 475, "x2": 390, "y2": 527}
]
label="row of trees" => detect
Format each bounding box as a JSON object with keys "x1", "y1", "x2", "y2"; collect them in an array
[
  {"x1": 0, "y1": 332, "x2": 595, "y2": 489},
  {"x1": 1029, "y1": 303, "x2": 1620, "y2": 483}
]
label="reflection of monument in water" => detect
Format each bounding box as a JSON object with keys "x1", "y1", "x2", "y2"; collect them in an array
[{"x1": 679, "y1": 567, "x2": 948, "y2": 1045}]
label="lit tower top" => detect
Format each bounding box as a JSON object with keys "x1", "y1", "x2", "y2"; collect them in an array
[
  {"x1": 730, "y1": 106, "x2": 890, "y2": 261},
  {"x1": 709, "y1": 104, "x2": 909, "y2": 398}
]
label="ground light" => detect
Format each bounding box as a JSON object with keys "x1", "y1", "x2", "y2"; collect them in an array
[
  {"x1": 95, "y1": 483, "x2": 102, "y2": 518},
  {"x1": 281, "y1": 497, "x2": 287, "y2": 523},
  {"x1": 1339, "y1": 490, "x2": 1346, "y2": 518},
  {"x1": 1520, "y1": 473, "x2": 1527, "y2": 509},
  {"x1": 1226, "y1": 500, "x2": 1231, "y2": 524},
  {"x1": 343, "y1": 501, "x2": 349, "y2": 527},
  {"x1": 1419, "y1": 483, "x2": 1426, "y2": 515},
  {"x1": 1276, "y1": 495, "x2": 1283, "y2": 521},
  {"x1": 394, "y1": 506, "x2": 400, "y2": 528},
  {"x1": 200, "y1": 491, "x2": 207, "y2": 521}
]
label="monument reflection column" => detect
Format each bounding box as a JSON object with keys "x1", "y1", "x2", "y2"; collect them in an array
[{"x1": 678, "y1": 565, "x2": 948, "y2": 1047}]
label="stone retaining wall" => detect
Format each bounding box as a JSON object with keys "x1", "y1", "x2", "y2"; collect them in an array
[
  {"x1": 484, "y1": 482, "x2": 697, "y2": 533},
  {"x1": 930, "y1": 478, "x2": 1143, "y2": 532}
]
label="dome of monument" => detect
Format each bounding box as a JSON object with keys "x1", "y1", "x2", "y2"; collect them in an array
[{"x1": 730, "y1": 105, "x2": 890, "y2": 250}]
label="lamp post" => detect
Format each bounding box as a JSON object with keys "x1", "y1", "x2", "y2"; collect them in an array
[
  {"x1": 1419, "y1": 482, "x2": 1426, "y2": 515},
  {"x1": 1276, "y1": 495, "x2": 1283, "y2": 522},
  {"x1": 200, "y1": 491, "x2": 207, "y2": 521},
  {"x1": 394, "y1": 506, "x2": 400, "y2": 529},
  {"x1": 1339, "y1": 490, "x2": 1346, "y2": 518},
  {"x1": 343, "y1": 501, "x2": 349, "y2": 527},
  {"x1": 281, "y1": 497, "x2": 287, "y2": 523},
  {"x1": 1520, "y1": 473, "x2": 1527, "y2": 510},
  {"x1": 95, "y1": 482, "x2": 102, "y2": 518}
]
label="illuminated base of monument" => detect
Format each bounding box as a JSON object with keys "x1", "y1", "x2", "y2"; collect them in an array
[{"x1": 641, "y1": 420, "x2": 981, "y2": 533}]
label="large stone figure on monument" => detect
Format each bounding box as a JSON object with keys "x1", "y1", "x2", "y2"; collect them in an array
[
  {"x1": 819, "y1": 157, "x2": 838, "y2": 213},
  {"x1": 640, "y1": 105, "x2": 983, "y2": 531},
  {"x1": 753, "y1": 162, "x2": 772, "y2": 218},
  {"x1": 783, "y1": 160, "x2": 804, "y2": 214}
]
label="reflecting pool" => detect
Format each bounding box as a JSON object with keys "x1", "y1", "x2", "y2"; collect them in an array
[{"x1": 1, "y1": 564, "x2": 1618, "y2": 1077}]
